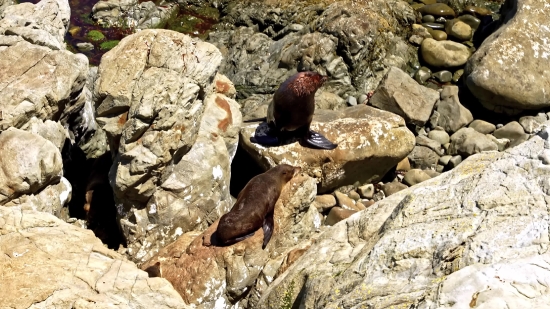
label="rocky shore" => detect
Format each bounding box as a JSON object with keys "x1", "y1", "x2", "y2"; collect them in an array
[{"x1": 1, "y1": 0, "x2": 550, "y2": 308}]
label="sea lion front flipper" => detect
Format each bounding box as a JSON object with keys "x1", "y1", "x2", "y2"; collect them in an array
[
  {"x1": 302, "y1": 130, "x2": 337, "y2": 150},
  {"x1": 250, "y1": 122, "x2": 281, "y2": 146},
  {"x1": 262, "y1": 213, "x2": 274, "y2": 249}
]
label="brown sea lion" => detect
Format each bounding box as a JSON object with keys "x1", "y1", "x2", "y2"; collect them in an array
[
  {"x1": 250, "y1": 71, "x2": 338, "y2": 150},
  {"x1": 216, "y1": 164, "x2": 301, "y2": 249}
]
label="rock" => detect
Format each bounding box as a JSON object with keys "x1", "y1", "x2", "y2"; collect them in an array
[
  {"x1": 334, "y1": 191, "x2": 356, "y2": 210},
  {"x1": 448, "y1": 154, "x2": 462, "y2": 168},
  {"x1": 444, "y1": 19, "x2": 472, "y2": 41},
  {"x1": 403, "y1": 169, "x2": 432, "y2": 186},
  {"x1": 213, "y1": 73, "x2": 237, "y2": 99},
  {"x1": 422, "y1": 22, "x2": 445, "y2": 30},
  {"x1": 449, "y1": 127, "x2": 498, "y2": 157},
  {"x1": 313, "y1": 194, "x2": 337, "y2": 212},
  {"x1": 370, "y1": 66, "x2": 439, "y2": 126},
  {"x1": 452, "y1": 69, "x2": 464, "y2": 83},
  {"x1": 140, "y1": 174, "x2": 319, "y2": 308},
  {"x1": 241, "y1": 105, "x2": 415, "y2": 193},
  {"x1": 422, "y1": 15, "x2": 435, "y2": 23},
  {"x1": 0, "y1": 0, "x2": 14, "y2": 15},
  {"x1": 457, "y1": 14, "x2": 481, "y2": 30},
  {"x1": 0, "y1": 41, "x2": 88, "y2": 131},
  {"x1": 358, "y1": 184, "x2": 375, "y2": 199},
  {"x1": 0, "y1": 206, "x2": 189, "y2": 308},
  {"x1": 469, "y1": 119, "x2": 496, "y2": 134},
  {"x1": 257, "y1": 122, "x2": 550, "y2": 309},
  {"x1": 408, "y1": 145, "x2": 440, "y2": 169},
  {"x1": 493, "y1": 121, "x2": 529, "y2": 148},
  {"x1": 76, "y1": 42, "x2": 94, "y2": 51},
  {"x1": 417, "y1": 3, "x2": 456, "y2": 17},
  {"x1": 428, "y1": 129, "x2": 450, "y2": 145},
  {"x1": 0, "y1": 0, "x2": 71, "y2": 50},
  {"x1": 92, "y1": 0, "x2": 178, "y2": 30},
  {"x1": 431, "y1": 86, "x2": 473, "y2": 133},
  {"x1": 348, "y1": 191, "x2": 361, "y2": 201},
  {"x1": 0, "y1": 128, "x2": 62, "y2": 205},
  {"x1": 381, "y1": 182, "x2": 409, "y2": 197},
  {"x1": 487, "y1": 134, "x2": 510, "y2": 152},
  {"x1": 325, "y1": 207, "x2": 357, "y2": 226},
  {"x1": 416, "y1": 135, "x2": 444, "y2": 156},
  {"x1": 427, "y1": 29, "x2": 447, "y2": 41},
  {"x1": 433, "y1": 70, "x2": 452, "y2": 83},
  {"x1": 414, "y1": 66, "x2": 432, "y2": 84},
  {"x1": 465, "y1": 0, "x2": 550, "y2": 113},
  {"x1": 423, "y1": 169, "x2": 440, "y2": 178},
  {"x1": 396, "y1": 157, "x2": 411, "y2": 171},
  {"x1": 19, "y1": 117, "x2": 66, "y2": 151},
  {"x1": 346, "y1": 96, "x2": 357, "y2": 106},
  {"x1": 519, "y1": 113, "x2": 548, "y2": 134},
  {"x1": 463, "y1": 5, "x2": 493, "y2": 16},
  {"x1": 439, "y1": 155, "x2": 452, "y2": 165},
  {"x1": 421, "y1": 38, "x2": 471, "y2": 68},
  {"x1": 539, "y1": 150, "x2": 550, "y2": 165}
]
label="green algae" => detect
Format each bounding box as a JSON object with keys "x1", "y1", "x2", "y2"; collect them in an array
[{"x1": 87, "y1": 30, "x2": 105, "y2": 41}]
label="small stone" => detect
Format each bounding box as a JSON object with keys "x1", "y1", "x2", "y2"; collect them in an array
[
  {"x1": 449, "y1": 127, "x2": 498, "y2": 157},
  {"x1": 334, "y1": 191, "x2": 356, "y2": 210},
  {"x1": 519, "y1": 114, "x2": 547, "y2": 134},
  {"x1": 418, "y1": 3, "x2": 456, "y2": 17},
  {"x1": 433, "y1": 126, "x2": 445, "y2": 131},
  {"x1": 428, "y1": 29, "x2": 448, "y2": 41},
  {"x1": 423, "y1": 170, "x2": 440, "y2": 178},
  {"x1": 414, "y1": 66, "x2": 432, "y2": 84},
  {"x1": 445, "y1": 19, "x2": 472, "y2": 41},
  {"x1": 396, "y1": 157, "x2": 411, "y2": 172},
  {"x1": 420, "y1": 0, "x2": 437, "y2": 4},
  {"x1": 68, "y1": 26, "x2": 81, "y2": 36},
  {"x1": 538, "y1": 150, "x2": 550, "y2": 165},
  {"x1": 496, "y1": 124, "x2": 504, "y2": 129},
  {"x1": 416, "y1": 135, "x2": 444, "y2": 155},
  {"x1": 314, "y1": 194, "x2": 337, "y2": 212},
  {"x1": 468, "y1": 119, "x2": 496, "y2": 134},
  {"x1": 403, "y1": 169, "x2": 432, "y2": 186},
  {"x1": 435, "y1": 17, "x2": 447, "y2": 23},
  {"x1": 408, "y1": 145, "x2": 440, "y2": 170},
  {"x1": 362, "y1": 200, "x2": 375, "y2": 207},
  {"x1": 464, "y1": 5, "x2": 492, "y2": 16},
  {"x1": 422, "y1": 15, "x2": 436, "y2": 23},
  {"x1": 348, "y1": 191, "x2": 361, "y2": 201},
  {"x1": 354, "y1": 201, "x2": 366, "y2": 210},
  {"x1": 411, "y1": 3, "x2": 425, "y2": 10},
  {"x1": 428, "y1": 130, "x2": 450, "y2": 145},
  {"x1": 487, "y1": 135, "x2": 510, "y2": 151},
  {"x1": 372, "y1": 190, "x2": 385, "y2": 202},
  {"x1": 358, "y1": 94, "x2": 368, "y2": 104},
  {"x1": 347, "y1": 96, "x2": 357, "y2": 106},
  {"x1": 76, "y1": 42, "x2": 94, "y2": 52},
  {"x1": 421, "y1": 38, "x2": 471, "y2": 68},
  {"x1": 325, "y1": 207, "x2": 357, "y2": 226},
  {"x1": 493, "y1": 121, "x2": 529, "y2": 148},
  {"x1": 422, "y1": 22, "x2": 445, "y2": 30},
  {"x1": 358, "y1": 184, "x2": 375, "y2": 199},
  {"x1": 436, "y1": 164, "x2": 445, "y2": 173},
  {"x1": 431, "y1": 86, "x2": 473, "y2": 133},
  {"x1": 433, "y1": 70, "x2": 453, "y2": 83},
  {"x1": 458, "y1": 14, "x2": 481, "y2": 30},
  {"x1": 448, "y1": 155, "x2": 462, "y2": 168},
  {"x1": 381, "y1": 182, "x2": 409, "y2": 197},
  {"x1": 452, "y1": 69, "x2": 464, "y2": 83},
  {"x1": 439, "y1": 155, "x2": 452, "y2": 165}
]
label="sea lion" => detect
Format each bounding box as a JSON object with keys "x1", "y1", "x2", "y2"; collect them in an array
[
  {"x1": 250, "y1": 71, "x2": 338, "y2": 150},
  {"x1": 216, "y1": 164, "x2": 301, "y2": 249}
]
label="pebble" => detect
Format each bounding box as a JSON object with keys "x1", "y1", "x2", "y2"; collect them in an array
[
  {"x1": 448, "y1": 155, "x2": 462, "y2": 168},
  {"x1": 334, "y1": 191, "x2": 356, "y2": 210},
  {"x1": 428, "y1": 29, "x2": 448, "y2": 41},
  {"x1": 76, "y1": 42, "x2": 94, "y2": 52},
  {"x1": 493, "y1": 121, "x2": 529, "y2": 148},
  {"x1": 358, "y1": 184, "x2": 375, "y2": 199},
  {"x1": 325, "y1": 207, "x2": 357, "y2": 226},
  {"x1": 362, "y1": 200, "x2": 375, "y2": 208},
  {"x1": 422, "y1": 22, "x2": 445, "y2": 30},
  {"x1": 469, "y1": 119, "x2": 496, "y2": 134},
  {"x1": 428, "y1": 130, "x2": 450, "y2": 145},
  {"x1": 433, "y1": 70, "x2": 452, "y2": 83},
  {"x1": 358, "y1": 94, "x2": 368, "y2": 104},
  {"x1": 452, "y1": 69, "x2": 464, "y2": 83},
  {"x1": 421, "y1": 38, "x2": 471, "y2": 68},
  {"x1": 381, "y1": 182, "x2": 409, "y2": 197},
  {"x1": 423, "y1": 170, "x2": 441, "y2": 178},
  {"x1": 68, "y1": 26, "x2": 81, "y2": 36},
  {"x1": 458, "y1": 14, "x2": 481, "y2": 30},
  {"x1": 313, "y1": 194, "x2": 337, "y2": 212},
  {"x1": 519, "y1": 114, "x2": 547, "y2": 134},
  {"x1": 347, "y1": 96, "x2": 357, "y2": 106},
  {"x1": 414, "y1": 66, "x2": 432, "y2": 84},
  {"x1": 348, "y1": 191, "x2": 361, "y2": 201},
  {"x1": 396, "y1": 157, "x2": 411, "y2": 172},
  {"x1": 419, "y1": 0, "x2": 437, "y2": 4},
  {"x1": 464, "y1": 5, "x2": 492, "y2": 16},
  {"x1": 487, "y1": 135, "x2": 510, "y2": 151},
  {"x1": 411, "y1": 3, "x2": 425, "y2": 10},
  {"x1": 496, "y1": 124, "x2": 504, "y2": 129},
  {"x1": 435, "y1": 17, "x2": 447, "y2": 23},
  {"x1": 403, "y1": 169, "x2": 432, "y2": 186},
  {"x1": 422, "y1": 15, "x2": 435, "y2": 23},
  {"x1": 439, "y1": 155, "x2": 452, "y2": 165},
  {"x1": 372, "y1": 190, "x2": 385, "y2": 202},
  {"x1": 418, "y1": 3, "x2": 456, "y2": 17},
  {"x1": 445, "y1": 19, "x2": 472, "y2": 41},
  {"x1": 354, "y1": 201, "x2": 366, "y2": 211}
]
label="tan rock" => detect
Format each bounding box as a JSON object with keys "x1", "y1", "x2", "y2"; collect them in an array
[{"x1": 325, "y1": 207, "x2": 357, "y2": 226}]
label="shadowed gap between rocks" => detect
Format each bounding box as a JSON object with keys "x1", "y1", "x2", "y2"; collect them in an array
[{"x1": 229, "y1": 144, "x2": 265, "y2": 197}]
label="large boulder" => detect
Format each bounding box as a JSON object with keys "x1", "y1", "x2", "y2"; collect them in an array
[
  {"x1": 465, "y1": 0, "x2": 550, "y2": 113},
  {"x1": 240, "y1": 105, "x2": 416, "y2": 193},
  {"x1": 0, "y1": 205, "x2": 189, "y2": 309},
  {"x1": 141, "y1": 173, "x2": 320, "y2": 309},
  {"x1": 256, "y1": 121, "x2": 550, "y2": 308}
]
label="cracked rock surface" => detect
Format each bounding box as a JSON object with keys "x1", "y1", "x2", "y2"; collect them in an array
[
  {"x1": 256, "y1": 124, "x2": 550, "y2": 308},
  {"x1": 0, "y1": 205, "x2": 190, "y2": 309}
]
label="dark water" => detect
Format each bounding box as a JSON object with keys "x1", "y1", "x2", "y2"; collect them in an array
[{"x1": 18, "y1": 0, "x2": 218, "y2": 66}]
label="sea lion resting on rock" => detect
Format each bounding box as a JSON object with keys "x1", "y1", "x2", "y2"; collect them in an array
[
  {"x1": 250, "y1": 71, "x2": 338, "y2": 150},
  {"x1": 216, "y1": 164, "x2": 301, "y2": 249}
]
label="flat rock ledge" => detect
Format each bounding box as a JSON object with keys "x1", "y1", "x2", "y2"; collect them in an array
[{"x1": 0, "y1": 205, "x2": 189, "y2": 309}]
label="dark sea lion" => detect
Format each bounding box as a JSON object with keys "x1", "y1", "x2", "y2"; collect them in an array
[
  {"x1": 216, "y1": 164, "x2": 301, "y2": 249},
  {"x1": 250, "y1": 71, "x2": 338, "y2": 150}
]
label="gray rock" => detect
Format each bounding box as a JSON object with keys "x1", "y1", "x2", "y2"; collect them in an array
[
  {"x1": 241, "y1": 105, "x2": 415, "y2": 193},
  {"x1": 423, "y1": 169, "x2": 440, "y2": 178},
  {"x1": 487, "y1": 134, "x2": 511, "y2": 152},
  {"x1": 370, "y1": 66, "x2": 439, "y2": 126},
  {"x1": 433, "y1": 70, "x2": 452, "y2": 83},
  {"x1": 257, "y1": 122, "x2": 550, "y2": 309},
  {"x1": 408, "y1": 145, "x2": 440, "y2": 169},
  {"x1": 449, "y1": 127, "x2": 498, "y2": 157},
  {"x1": 76, "y1": 42, "x2": 94, "y2": 51},
  {"x1": 439, "y1": 155, "x2": 452, "y2": 165},
  {"x1": 468, "y1": 119, "x2": 496, "y2": 134},
  {"x1": 444, "y1": 19, "x2": 472, "y2": 41},
  {"x1": 431, "y1": 85, "x2": 473, "y2": 133},
  {"x1": 493, "y1": 121, "x2": 529, "y2": 148},
  {"x1": 92, "y1": 0, "x2": 178, "y2": 30},
  {"x1": 465, "y1": 0, "x2": 550, "y2": 113},
  {"x1": 448, "y1": 154, "x2": 462, "y2": 168},
  {"x1": 414, "y1": 66, "x2": 432, "y2": 84},
  {"x1": 381, "y1": 182, "x2": 408, "y2": 197},
  {"x1": 457, "y1": 14, "x2": 480, "y2": 30},
  {"x1": 403, "y1": 169, "x2": 432, "y2": 186},
  {"x1": 20, "y1": 117, "x2": 66, "y2": 151},
  {"x1": 416, "y1": 135, "x2": 444, "y2": 155},
  {"x1": 0, "y1": 206, "x2": 189, "y2": 308},
  {"x1": 420, "y1": 38, "x2": 471, "y2": 68},
  {"x1": 346, "y1": 96, "x2": 357, "y2": 106},
  {"x1": 358, "y1": 94, "x2": 368, "y2": 104},
  {"x1": 358, "y1": 184, "x2": 375, "y2": 199},
  {"x1": 428, "y1": 129, "x2": 450, "y2": 145},
  {"x1": 519, "y1": 113, "x2": 548, "y2": 134}
]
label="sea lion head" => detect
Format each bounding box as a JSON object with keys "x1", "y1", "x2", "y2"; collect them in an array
[
  {"x1": 270, "y1": 164, "x2": 302, "y2": 183},
  {"x1": 289, "y1": 71, "x2": 327, "y2": 97}
]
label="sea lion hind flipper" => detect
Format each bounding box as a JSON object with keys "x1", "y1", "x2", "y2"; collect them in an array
[
  {"x1": 262, "y1": 213, "x2": 274, "y2": 249},
  {"x1": 302, "y1": 130, "x2": 337, "y2": 150},
  {"x1": 250, "y1": 122, "x2": 281, "y2": 146}
]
